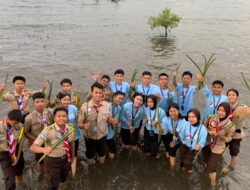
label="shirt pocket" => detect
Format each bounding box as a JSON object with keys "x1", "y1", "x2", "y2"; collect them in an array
[{"x1": 0, "y1": 132, "x2": 6, "y2": 141}]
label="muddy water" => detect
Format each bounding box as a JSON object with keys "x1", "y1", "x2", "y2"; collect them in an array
[{"x1": 0, "y1": 0, "x2": 250, "y2": 189}]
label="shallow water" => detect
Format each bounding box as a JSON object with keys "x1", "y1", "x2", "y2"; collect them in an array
[{"x1": 0, "y1": 0, "x2": 250, "y2": 189}]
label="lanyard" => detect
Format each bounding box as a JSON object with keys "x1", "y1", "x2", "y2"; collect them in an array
[
  {"x1": 149, "y1": 109, "x2": 156, "y2": 131},
  {"x1": 132, "y1": 104, "x2": 139, "y2": 125},
  {"x1": 213, "y1": 94, "x2": 221, "y2": 114},
  {"x1": 189, "y1": 124, "x2": 200, "y2": 148},
  {"x1": 115, "y1": 83, "x2": 123, "y2": 92},
  {"x1": 171, "y1": 118, "x2": 179, "y2": 134},
  {"x1": 181, "y1": 86, "x2": 189, "y2": 107},
  {"x1": 160, "y1": 89, "x2": 170, "y2": 100},
  {"x1": 142, "y1": 85, "x2": 150, "y2": 96},
  {"x1": 231, "y1": 102, "x2": 239, "y2": 113},
  {"x1": 112, "y1": 103, "x2": 119, "y2": 118}
]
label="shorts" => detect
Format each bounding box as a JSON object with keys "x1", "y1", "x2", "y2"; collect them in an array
[
  {"x1": 0, "y1": 151, "x2": 16, "y2": 190},
  {"x1": 179, "y1": 144, "x2": 195, "y2": 171},
  {"x1": 44, "y1": 156, "x2": 70, "y2": 190},
  {"x1": 226, "y1": 139, "x2": 241, "y2": 156},
  {"x1": 143, "y1": 128, "x2": 158, "y2": 156},
  {"x1": 14, "y1": 144, "x2": 25, "y2": 177},
  {"x1": 107, "y1": 138, "x2": 116, "y2": 154},
  {"x1": 85, "y1": 136, "x2": 107, "y2": 159},
  {"x1": 121, "y1": 127, "x2": 140, "y2": 146}
]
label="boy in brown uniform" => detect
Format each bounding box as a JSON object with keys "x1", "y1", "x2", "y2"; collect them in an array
[
  {"x1": 24, "y1": 92, "x2": 54, "y2": 172},
  {"x1": 30, "y1": 107, "x2": 75, "y2": 190},
  {"x1": 78, "y1": 82, "x2": 112, "y2": 165},
  {"x1": 0, "y1": 110, "x2": 24, "y2": 190},
  {"x1": 222, "y1": 89, "x2": 250, "y2": 173},
  {"x1": 0, "y1": 76, "x2": 46, "y2": 123}
]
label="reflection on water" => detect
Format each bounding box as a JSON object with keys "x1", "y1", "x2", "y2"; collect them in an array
[{"x1": 150, "y1": 36, "x2": 176, "y2": 58}]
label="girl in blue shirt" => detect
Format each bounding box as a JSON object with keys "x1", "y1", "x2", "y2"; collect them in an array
[
  {"x1": 162, "y1": 102, "x2": 187, "y2": 167},
  {"x1": 57, "y1": 92, "x2": 81, "y2": 177},
  {"x1": 121, "y1": 92, "x2": 145, "y2": 150},
  {"x1": 107, "y1": 91, "x2": 125, "y2": 159},
  {"x1": 142, "y1": 95, "x2": 166, "y2": 158},
  {"x1": 179, "y1": 108, "x2": 207, "y2": 173}
]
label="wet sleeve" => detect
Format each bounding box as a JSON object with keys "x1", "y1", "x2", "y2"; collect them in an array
[{"x1": 201, "y1": 85, "x2": 210, "y2": 98}]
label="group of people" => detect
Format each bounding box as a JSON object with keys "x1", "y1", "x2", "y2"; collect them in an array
[{"x1": 0, "y1": 68, "x2": 249, "y2": 190}]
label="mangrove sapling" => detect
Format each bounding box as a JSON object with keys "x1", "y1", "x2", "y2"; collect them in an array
[{"x1": 148, "y1": 8, "x2": 181, "y2": 37}]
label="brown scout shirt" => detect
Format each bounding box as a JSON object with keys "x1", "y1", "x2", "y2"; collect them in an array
[
  {"x1": 78, "y1": 100, "x2": 110, "y2": 140},
  {"x1": 231, "y1": 105, "x2": 250, "y2": 139},
  {"x1": 0, "y1": 120, "x2": 24, "y2": 152},
  {"x1": 2, "y1": 89, "x2": 33, "y2": 115},
  {"x1": 24, "y1": 109, "x2": 54, "y2": 139},
  {"x1": 33, "y1": 123, "x2": 74, "y2": 157},
  {"x1": 207, "y1": 116, "x2": 235, "y2": 154}
]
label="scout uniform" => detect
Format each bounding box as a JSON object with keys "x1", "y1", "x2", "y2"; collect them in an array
[
  {"x1": 201, "y1": 85, "x2": 228, "y2": 122},
  {"x1": 2, "y1": 89, "x2": 33, "y2": 123},
  {"x1": 226, "y1": 104, "x2": 250, "y2": 157},
  {"x1": 0, "y1": 119, "x2": 24, "y2": 190},
  {"x1": 203, "y1": 115, "x2": 235, "y2": 173},
  {"x1": 78, "y1": 100, "x2": 110, "y2": 159},
  {"x1": 24, "y1": 109, "x2": 54, "y2": 162},
  {"x1": 33, "y1": 123, "x2": 74, "y2": 189}
]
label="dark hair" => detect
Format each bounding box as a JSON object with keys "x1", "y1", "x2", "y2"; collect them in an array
[
  {"x1": 60, "y1": 78, "x2": 72, "y2": 86},
  {"x1": 7, "y1": 110, "x2": 23, "y2": 122},
  {"x1": 182, "y1": 71, "x2": 193, "y2": 78},
  {"x1": 56, "y1": 92, "x2": 71, "y2": 100},
  {"x1": 167, "y1": 102, "x2": 183, "y2": 119},
  {"x1": 114, "y1": 69, "x2": 124, "y2": 75},
  {"x1": 132, "y1": 92, "x2": 144, "y2": 103},
  {"x1": 142, "y1": 71, "x2": 152, "y2": 77},
  {"x1": 53, "y1": 107, "x2": 68, "y2": 117},
  {"x1": 187, "y1": 108, "x2": 201, "y2": 125},
  {"x1": 159, "y1": 73, "x2": 169, "y2": 79},
  {"x1": 113, "y1": 91, "x2": 125, "y2": 98},
  {"x1": 212, "y1": 80, "x2": 224, "y2": 88},
  {"x1": 217, "y1": 102, "x2": 231, "y2": 120},
  {"x1": 91, "y1": 82, "x2": 103, "y2": 92},
  {"x1": 227, "y1": 88, "x2": 239, "y2": 97},
  {"x1": 101, "y1": 74, "x2": 111, "y2": 81},
  {"x1": 32, "y1": 92, "x2": 45, "y2": 100},
  {"x1": 13, "y1": 76, "x2": 26, "y2": 84},
  {"x1": 146, "y1": 94, "x2": 158, "y2": 110}
]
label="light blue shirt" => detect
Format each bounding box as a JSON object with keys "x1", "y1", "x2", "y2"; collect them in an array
[
  {"x1": 109, "y1": 81, "x2": 130, "y2": 102},
  {"x1": 107, "y1": 102, "x2": 122, "y2": 140},
  {"x1": 201, "y1": 85, "x2": 229, "y2": 122},
  {"x1": 175, "y1": 83, "x2": 196, "y2": 116},
  {"x1": 163, "y1": 117, "x2": 187, "y2": 135},
  {"x1": 179, "y1": 122, "x2": 207, "y2": 150},
  {"x1": 67, "y1": 105, "x2": 81, "y2": 141},
  {"x1": 153, "y1": 86, "x2": 176, "y2": 112},
  {"x1": 121, "y1": 102, "x2": 145, "y2": 129},
  {"x1": 136, "y1": 83, "x2": 158, "y2": 105},
  {"x1": 144, "y1": 107, "x2": 166, "y2": 133}
]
